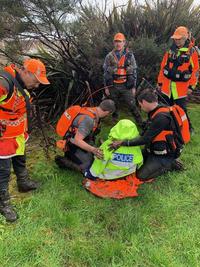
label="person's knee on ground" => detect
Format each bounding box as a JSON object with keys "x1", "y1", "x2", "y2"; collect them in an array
[
  {"x1": 136, "y1": 163, "x2": 165, "y2": 180},
  {"x1": 136, "y1": 155, "x2": 176, "y2": 181},
  {"x1": 55, "y1": 155, "x2": 82, "y2": 172}
]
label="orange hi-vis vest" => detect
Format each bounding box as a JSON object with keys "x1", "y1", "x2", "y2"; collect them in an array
[
  {"x1": 56, "y1": 105, "x2": 99, "y2": 151},
  {"x1": 158, "y1": 44, "x2": 199, "y2": 99},
  {"x1": 149, "y1": 105, "x2": 190, "y2": 155},
  {"x1": 56, "y1": 105, "x2": 98, "y2": 138},
  {"x1": 0, "y1": 65, "x2": 29, "y2": 138},
  {"x1": 113, "y1": 51, "x2": 127, "y2": 84}
]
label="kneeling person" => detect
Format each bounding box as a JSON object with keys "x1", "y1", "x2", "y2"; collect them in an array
[
  {"x1": 111, "y1": 89, "x2": 189, "y2": 180},
  {"x1": 55, "y1": 100, "x2": 115, "y2": 172}
]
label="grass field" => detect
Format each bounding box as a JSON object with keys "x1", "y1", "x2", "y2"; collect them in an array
[{"x1": 1, "y1": 104, "x2": 200, "y2": 267}]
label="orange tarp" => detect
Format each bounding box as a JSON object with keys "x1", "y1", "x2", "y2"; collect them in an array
[{"x1": 83, "y1": 174, "x2": 154, "y2": 199}]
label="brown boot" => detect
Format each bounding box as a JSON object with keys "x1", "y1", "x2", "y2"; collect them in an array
[{"x1": 55, "y1": 156, "x2": 81, "y2": 172}]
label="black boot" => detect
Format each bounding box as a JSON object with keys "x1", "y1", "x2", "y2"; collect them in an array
[
  {"x1": 17, "y1": 177, "x2": 39, "y2": 193},
  {"x1": 171, "y1": 159, "x2": 185, "y2": 171},
  {"x1": 55, "y1": 156, "x2": 81, "y2": 172},
  {"x1": 0, "y1": 190, "x2": 18, "y2": 222}
]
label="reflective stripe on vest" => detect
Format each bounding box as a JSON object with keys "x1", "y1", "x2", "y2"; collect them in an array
[
  {"x1": 90, "y1": 165, "x2": 137, "y2": 180},
  {"x1": 0, "y1": 113, "x2": 27, "y2": 126},
  {"x1": 147, "y1": 148, "x2": 168, "y2": 155},
  {"x1": 90, "y1": 148, "x2": 143, "y2": 180}
]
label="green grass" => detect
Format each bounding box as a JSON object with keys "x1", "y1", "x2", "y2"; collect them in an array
[{"x1": 1, "y1": 104, "x2": 200, "y2": 267}]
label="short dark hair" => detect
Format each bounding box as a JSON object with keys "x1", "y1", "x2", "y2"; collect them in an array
[
  {"x1": 136, "y1": 88, "x2": 158, "y2": 103},
  {"x1": 99, "y1": 99, "x2": 116, "y2": 113}
]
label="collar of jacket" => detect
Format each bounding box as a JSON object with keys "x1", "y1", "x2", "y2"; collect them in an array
[
  {"x1": 148, "y1": 104, "x2": 167, "y2": 119},
  {"x1": 170, "y1": 39, "x2": 190, "y2": 54},
  {"x1": 114, "y1": 48, "x2": 127, "y2": 60},
  {"x1": 15, "y1": 71, "x2": 27, "y2": 89}
]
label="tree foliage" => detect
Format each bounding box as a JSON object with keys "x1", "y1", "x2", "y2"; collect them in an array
[{"x1": 0, "y1": 0, "x2": 200, "y2": 122}]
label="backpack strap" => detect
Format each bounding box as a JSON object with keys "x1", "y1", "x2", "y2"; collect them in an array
[
  {"x1": 151, "y1": 106, "x2": 170, "y2": 119},
  {"x1": 0, "y1": 71, "x2": 32, "y2": 133},
  {"x1": 168, "y1": 106, "x2": 184, "y2": 146},
  {"x1": 79, "y1": 107, "x2": 99, "y2": 130},
  {"x1": 151, "y1": 106, "x2": 183, "y2": 155},
  {"x1": 0, "y1": 72, "x2": 15, "y2": 101},
  {"x1": 124, "y1": 50, "x2": 133, "y2": 68}
]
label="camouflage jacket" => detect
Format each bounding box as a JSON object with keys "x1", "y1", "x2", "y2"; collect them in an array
[{"x1": 103, "y1": 49, "x2": 137, "y2": 89}]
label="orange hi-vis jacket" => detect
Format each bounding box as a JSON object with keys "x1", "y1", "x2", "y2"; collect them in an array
[
  {"x1": 158, "y1": 44, "x2": 199, "y2": 99},
  {"x1": 0, "y1": 64, "x2": 30, "y2": 158}
]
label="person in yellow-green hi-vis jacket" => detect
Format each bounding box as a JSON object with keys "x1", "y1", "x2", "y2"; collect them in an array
[{"x1": 84, "y1": 119, "x2": 143, "y2": 180}]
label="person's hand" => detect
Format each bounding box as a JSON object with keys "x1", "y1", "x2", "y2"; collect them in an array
[
  {"x1": 131, "y1": 88, "x2": 136, "y2": 96},
  {"x1": 92, "y1": 148, "x2": 104, "y2": 160},
  {"x1": 105, "y1": 87, "x2": 110, "y2": 96},
  {"x1": 109, "y1": 140, "x2": 123, "y2": 150}
]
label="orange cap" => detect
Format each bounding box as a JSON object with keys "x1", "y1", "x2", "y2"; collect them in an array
[
  {"x1": 23, "y1": 58, "x2": 50, "y2": 85},
  {"x1": 171, "y1": 26, "x2": 189, "y2": 39},
  {"x1": 114, "y1": 33, "x2": 126, "y2": 41}
]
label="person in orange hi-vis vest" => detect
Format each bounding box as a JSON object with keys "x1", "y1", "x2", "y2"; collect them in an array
[
  {"x1": 157, "y1": 26, "x2": 199, "y2": 134},
  {"x1": 110, "y1": 89, "x2": 189, "y2": 181},
  {"x1": 55, "y1": 100, "x2": 116, "y2": 173},
  {"x1": 103, "y1": 32, "x2": 143, "y2": 128},
  {"x1": 0, "y1": 58, "x2": 50, "y2": 222}
]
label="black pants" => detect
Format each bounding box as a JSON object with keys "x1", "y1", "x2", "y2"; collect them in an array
[
  {"x1": 136, "y1": 152, "x2": 175, "y2": 180},
  {"x1": 65, "y1": 143, "x2": 93, "y2": 170},
  {"x1": 109, "y1": 85, "x2": 143, "y2": 125},
  {"x1": 159, "y1": 94, "x2": 193, "y2": 130},
  {"x1": 0, "y1": 155, "x2": 28, "y2": 192}
]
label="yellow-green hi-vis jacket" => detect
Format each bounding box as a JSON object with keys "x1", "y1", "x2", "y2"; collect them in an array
[{"x1": 89, "y1": 119, "x2": 143, "y2": 180}]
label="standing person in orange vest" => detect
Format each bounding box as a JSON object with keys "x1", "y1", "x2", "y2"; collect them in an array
[
  {"x1": 157, "y1": 26, "x2": 199, "y2": 133},
  {"x1": 0, "y1": 58, "x2": 50, "y2": 222},
  {"x1": 103, "y1": 32, "x2": 143, "y2": 127}
]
